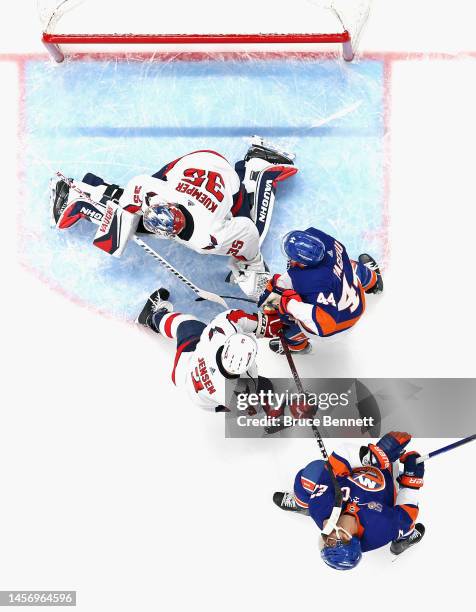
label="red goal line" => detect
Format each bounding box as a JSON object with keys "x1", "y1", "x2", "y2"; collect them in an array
[{"x1": 41, "y1": 31, "x2": 354, "y2": 63}]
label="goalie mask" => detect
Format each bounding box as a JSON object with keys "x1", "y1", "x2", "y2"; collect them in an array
[
  {"x1": 221, "y1": 333, "x2": 258, "y2": 375},
  {"x1": 143, "y1": 202, "x2": 186, "y2": 237}
]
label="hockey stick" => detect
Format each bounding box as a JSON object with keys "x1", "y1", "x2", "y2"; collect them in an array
[
  {"x1": 195, "y1": 295, "x2": 256, "y2": 304},
  {"x1": 415, "y1": 434, "x2": 476, "y2": 464},
  {"x1": 278, "y1": 334, "x2": 343, "y2": 536},
  {"x1": 56, "y1": 173, "x2": 228, "y2": 308},
  {"x1": 132, "y1": 237, "x2": 228, "y2": 307}
]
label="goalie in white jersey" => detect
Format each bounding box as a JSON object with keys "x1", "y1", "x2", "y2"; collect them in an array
[
  {"x1": 51, "y1": 139, "x2": 297, "y2": 300},
  {"x1": 136, "y1": 288, "x2": 283, "y2": 411}
]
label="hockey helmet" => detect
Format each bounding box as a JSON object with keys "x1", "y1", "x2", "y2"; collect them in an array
[
  {"x1": 282, "y1": 230, "x2": 325, "y2": 267},
  {"x1": 143, "y1": 202, "x2": 186, "y2": 237},
  {"x1": 221, "y1": 333, "x2": 258, "y2": 375},
  {"x1": 321, "y1": 535, "x2": 362, "y2": 571}
]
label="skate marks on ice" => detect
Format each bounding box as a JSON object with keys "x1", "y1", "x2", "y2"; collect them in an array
[{"x1": 20, "y1": 56, "x2": 385, "y2": 320}]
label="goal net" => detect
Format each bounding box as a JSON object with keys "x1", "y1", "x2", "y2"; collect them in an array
[{"x1": 39, "y1": 0, "x2": 372, "y2": 62}]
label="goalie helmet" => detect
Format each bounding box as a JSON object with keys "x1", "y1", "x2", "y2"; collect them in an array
[
  {"x1": 282, "y1": 230, "x2": 325, "y2": 267},
  {"x1": 143, "y1": 201, "x2": 186, "y2": 237},
  {"x1": 221, "y1": 333, "x2": 258, "y2": 375},
  {"x1": 321, "y1": 535, "x2": 362, "y2": 571}
]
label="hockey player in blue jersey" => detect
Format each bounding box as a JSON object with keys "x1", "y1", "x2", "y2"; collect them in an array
[
  {"x1": 258, "y1": 227, "x2": 383, "y2": 354},
  {"x1": 273, "y1": 432, "x2": 425, "y2": 570}
]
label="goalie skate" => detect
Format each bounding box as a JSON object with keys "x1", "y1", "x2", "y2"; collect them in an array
[
  {"x1": 245, "y1": 135, "x2": 296, "y2": 165},
  {"x1": 50, "y1": 176, "x2": 71, "y2": 226},
  {"x1": 390, "y1": 523, "x2": 425, "y2": 555}
]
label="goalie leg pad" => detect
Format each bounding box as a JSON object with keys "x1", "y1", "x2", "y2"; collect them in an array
[
  {"x1": 92, "y1": 201, "x2": 139, "y2": 257},
  {"x1": 56, "y1": 197, "x2": 105, "y2": 229},
  {"x1": 253, "y1": 165, "x2": 298, "y2": 239},
  {"x1": 52, "y1": 178, "x2": 109, "y2": 229}
]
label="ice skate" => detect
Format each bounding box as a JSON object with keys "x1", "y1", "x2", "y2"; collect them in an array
[
  {"x1": 50, "y1": 176, "x2": 72, "y2": 226},
  {"x1": 390, "y1": 523, "x2": 425, "y2": 555},
  {"x1": 136, "y1": 288, "x2": 173, "y2": 327},
  {"x1": 358, "y1": 253, "x2": 384, "y2": 294},
  {"x1": 268, "y1": 337, "x2": 311, "y2": 355},
  {"x1": 273, "y1": 492, "x2": 308, "y2": 515},
  {"x1": 245, "y1": 135, "x2": 296, "y2": 165}
]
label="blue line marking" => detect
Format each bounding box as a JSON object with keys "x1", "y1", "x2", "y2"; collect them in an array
[{"x1": 57, "y1": 126, "x2": 380, "y2": 138}]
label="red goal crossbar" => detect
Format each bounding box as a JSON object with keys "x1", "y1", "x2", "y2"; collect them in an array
[{"x1": 42, "y1": 31, "x2": 355, "y2": 63}]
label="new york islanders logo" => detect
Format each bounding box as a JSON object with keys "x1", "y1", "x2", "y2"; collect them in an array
[{"x1": 348, "y1": 466, "x2": 385, "y2": 492}]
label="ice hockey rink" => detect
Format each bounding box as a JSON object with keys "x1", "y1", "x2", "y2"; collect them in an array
[{"x1": 1, "y1": 1, "x2": 476, "y2": 609}]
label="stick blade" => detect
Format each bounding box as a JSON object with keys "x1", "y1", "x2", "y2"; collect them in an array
[{"x1": 197, "y1": 289, "x2": 228, "y2": 308}]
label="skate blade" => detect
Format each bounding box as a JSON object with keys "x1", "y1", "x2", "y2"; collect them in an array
[{"x1": 250, "y1": 135, "x2": 296, "y2": 162}]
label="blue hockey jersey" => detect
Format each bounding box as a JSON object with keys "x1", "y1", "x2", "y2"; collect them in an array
[
  {"x1": 293, "y1": 456, "x2": 419, "y2": 552},
  {"x1": 285, "y1": 227, "x2": 366, "y2": 337}
]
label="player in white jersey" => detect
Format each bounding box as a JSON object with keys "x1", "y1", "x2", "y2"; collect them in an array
[
  {"x1": 51, "y1": 138, "x2": 297, "y2": 300},
  {"x1": 136, "y1": 288, "x2": 283, "y2": 411}
]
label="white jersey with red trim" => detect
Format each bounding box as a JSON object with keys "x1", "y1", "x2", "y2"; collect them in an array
[
  {"x1": 121, "y1": 151, "x2": 260, "y2": 261},
  {"x1": 171, "y1": 309, "x2": 259, "y2": 412}
]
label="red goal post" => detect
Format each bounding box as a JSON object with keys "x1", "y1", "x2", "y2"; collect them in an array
[{"x1": 39, "y1": 0, "x2": 372, "y2": 62}]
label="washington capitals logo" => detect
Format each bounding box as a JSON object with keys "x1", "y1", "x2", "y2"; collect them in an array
[
  {"x1": 208, "y1": 326, "x2": 225, "y2": 341},
  {"x1": 203, "y1": 235, "x2": 218, "y2": 251}
]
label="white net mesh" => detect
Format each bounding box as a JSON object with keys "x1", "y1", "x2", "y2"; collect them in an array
[{"x1": 39, "y1": 0, "x2": 371, "y2": 40}]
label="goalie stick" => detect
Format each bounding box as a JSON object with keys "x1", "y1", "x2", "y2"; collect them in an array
[
  {"x1": 132, "y1": 237, "x2": 228, "y2": 307},
  {"x1": 278, "y1": 334, "x2": 343, "y2": 537},
  {"x1": 55, "y1": 173, "x2": 228, "y2": 308}
]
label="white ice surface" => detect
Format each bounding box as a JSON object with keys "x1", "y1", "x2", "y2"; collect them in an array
[{"x1": 1, "y1": 1, "x2": 476, "y2": 611}]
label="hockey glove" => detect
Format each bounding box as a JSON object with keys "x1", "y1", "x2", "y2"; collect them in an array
[
  {"x1": 278, "y1": 290, "x2": 303, "y2": 316},
  {"x1": 398, "y1": 451, "x2": 424, "y2": 489},
  {"x1": 377, "y1": 431, "x2": 412, "y2": 462},
  {"x1": 258, "y1": 274, "x2": 285, "y2": 308},
  {"x1": 360, "y1": 444, "x2": 391, "y2": 470},
  {"x1": 255, "y1": 310, "x2": 284, "y2": 338}
]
